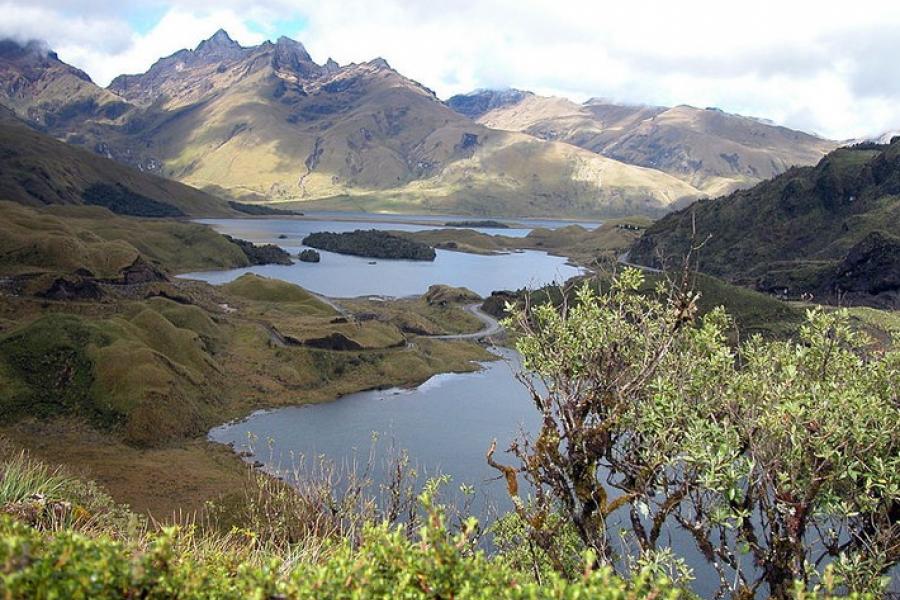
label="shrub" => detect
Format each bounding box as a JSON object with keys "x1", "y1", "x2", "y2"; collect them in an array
[
  {"x1": 498, "y1": 268, "x2": 900, "y2": 598},
  {"x1": 0, "y1": 482, "x2": 690, "y2": 600}
]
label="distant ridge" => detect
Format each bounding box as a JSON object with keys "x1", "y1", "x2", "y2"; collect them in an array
[{"x1": 448, "y1": 90, "x2": 837, "y2": 197}]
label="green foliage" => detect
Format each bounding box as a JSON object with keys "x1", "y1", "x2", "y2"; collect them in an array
[
  {"x1": 489, "y1": 507, "x2": 586, "y2": 582},
  {"x1": 505, "y1": 269, "x2": 900, "y2": 598},
  {"x1": 227, "y1": 201, "x2": 300, "y2": 216},
  {"x1": 444, "y1": 220, "x2": 511, "y2": 229},
  {"x1": 223, "y1": 235, "x2": 292, "y2": 266},
  {"x1": 303, "y1": 230, "x2": 437, "y2": 261},
  {"x1": 0, "y1": 451, "x2": 70, "y2": 507},
  {"x1": 0, "y1": 490, "x2": 688, "y2": 600}
]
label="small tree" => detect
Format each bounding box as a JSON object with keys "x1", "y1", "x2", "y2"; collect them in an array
[
  {"x1": 493, "y1": 268, "x2": 900, "y2": 598},
  {"x1": 676, "y1": 308, "x2": 900, "y2": 597}
]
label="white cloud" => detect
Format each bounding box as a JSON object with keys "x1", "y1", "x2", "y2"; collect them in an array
[{"x1": 2, "y1": 0, "x2": 900, "y2": 139}]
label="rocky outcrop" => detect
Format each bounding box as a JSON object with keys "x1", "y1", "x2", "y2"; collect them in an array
[
  {"x1": 302, "y1": 332, "x2": 364, "y2": 351},
  {"x1": 824, "y1": 231, "x2": 900, "y2": 308},
  {"x1": 118, "y1": 256, "x2": 167, "y2": 285},
  {"x1": 35, "y1": 274, "x2": 104, "y2": 301},
  {"x1": 447, "y1": 88, "x2": 531, "y2": 119}
]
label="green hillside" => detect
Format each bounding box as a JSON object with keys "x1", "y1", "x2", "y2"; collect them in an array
[
  {"x1": 0, "y1": 109, "x2": 232, "y2": 217},
  {"x1": 630, "y1": 139, "x2": 900, "y2": 308},
  {"x1": 0, "y1": 201, "x2": 248, "y2": 277}
]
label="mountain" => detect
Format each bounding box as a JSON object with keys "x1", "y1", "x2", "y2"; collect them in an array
[
  {"x1": 446, "y1": 88, "x2": 530, "y2": 119},
  {"x1": 0, "y1": 39, "x2": 129, "y2": 131},
  {"x1": 0, "y1": 34, "x2": 703, "y2": 218},
  {"x1": 629, "y1": 139, "x2": 900, "y2": 308},
  {"x1": 0, "y1": 105, "x2": 232, "y2": 216},
  {"x1": 448, "y1": 90, "x2": 837, "y2": 197}
]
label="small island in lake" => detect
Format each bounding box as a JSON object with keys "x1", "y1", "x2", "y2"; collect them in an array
[
  {"x1": 298, "y1": 248, "x2": 321, "y2": 263},
  {"x1": 444, "y1": 219, "x2": 510, "y2": 229},
  {"x1": 302, "y1": 229, "x2": 436, "y2": 261},
  {"x1": 224, "y1": 235, "x2": 293, "y2": 265}
]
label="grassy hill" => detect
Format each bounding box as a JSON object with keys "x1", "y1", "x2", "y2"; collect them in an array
[
  {"x1": 0, "y1": 107, "x2": 232, "y2": 217},
  {"x1": 0, "y1": 201, "x2": 493, "y2": 512},
  {"x1": 630, "y1": 139, "x2": 900, "y2": 308},
  {"x1": 451, "y1": 90, "x2": 836, "y2": 197},
  {"x1": 0, "y1": 201, "x2": 248, "y2": 277},
  {"x1": 399, "y1": 218, "x2": 650, "y2": 266}
]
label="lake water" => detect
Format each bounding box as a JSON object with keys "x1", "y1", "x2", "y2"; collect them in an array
[
  {"x1": 265, "y1": 211, "x2": 603, "y2": 234},
  {"x1": 209, "y1": 347, "x2": 532, "y2": 512},
  {"x1": 182, "y1": 218, "x2": 584, "y2": 297}
]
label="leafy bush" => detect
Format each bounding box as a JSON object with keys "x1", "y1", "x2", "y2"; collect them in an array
[
  {"x1": 0, "y1": 474, "x2": 690, "y2": 600},
  {"x1": 500, "y1": 268, "x2": 900, "y2": 598}
]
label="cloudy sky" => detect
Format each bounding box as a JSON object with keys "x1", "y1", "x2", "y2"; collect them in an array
[{"x1": 2, "y1": 0, "x2": 900, "y2": 140}]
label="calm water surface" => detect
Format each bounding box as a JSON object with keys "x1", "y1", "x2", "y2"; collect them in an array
[
  {"x1": 209, "y1": 348, "x2": 717, "y2": 597},
  {"x1": 182, "y1": 218, "x2": 584, "y2": 297},
  {"x1": 209, "y1": 348, "x2": 533, "y2": 510}
]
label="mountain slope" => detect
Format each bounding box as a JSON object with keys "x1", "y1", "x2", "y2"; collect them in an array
[
  {"x1": 0, "y1": 34, "x2": 701, "y2": 218},
  {"x1": 450, "y1": 90, "x2": 837, "y2": 197},
  {"x1": 629, "y1": 139, "x2": 900, "y2": 308},
  {"x1": 0, "y1": 106, "x2": 233, "y2": 217},
  {"x1": 0, "y1": 40, "x2": 132, "y2": 138}
]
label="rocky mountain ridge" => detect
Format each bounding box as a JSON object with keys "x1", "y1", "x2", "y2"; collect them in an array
[{"x1": 0, "y1": 32, "x2": 836, "y2": 217}]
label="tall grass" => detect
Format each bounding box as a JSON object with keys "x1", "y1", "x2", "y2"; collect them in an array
[{"x1": 0, "y1": 450, "x2": 71, "y2": 506}]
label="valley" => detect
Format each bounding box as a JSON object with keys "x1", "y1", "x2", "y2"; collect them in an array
[{"x1": 0, "y1": 18, "x2": 898, "y2": 600}]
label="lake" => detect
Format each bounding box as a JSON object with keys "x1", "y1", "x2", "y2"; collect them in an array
[
  {"x1": 182, "y1": 217, "x2": 584, "y2": 297},
  {"x1": 209, "y1": 347, "x2": 532, "y2": 512}
]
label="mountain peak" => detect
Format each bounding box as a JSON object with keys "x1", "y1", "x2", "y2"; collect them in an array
[
  {"x1": 274, "y1": 35, "x2": 313, "y2": 62},
  {"x1": 324, "y1": 57, "x2": 340, "y2": 73},
  {"x1": 195, "y1": 29, "x2": 241, "y2": 54},
  {"x1": 0, "y1": 38, "x2": 93, "y2": 83},
  {"x1": 367, "y1": 57, "x2": 391, "y2": 70}
]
